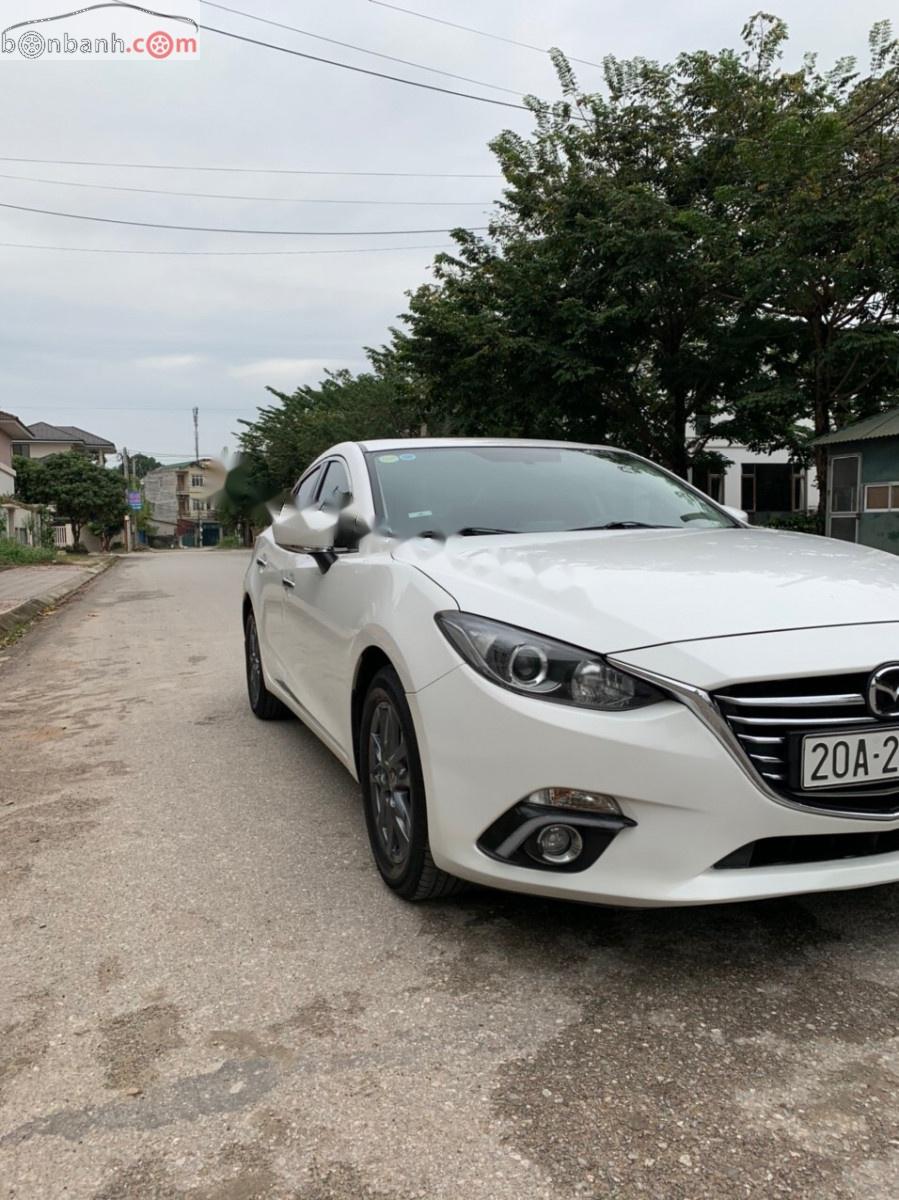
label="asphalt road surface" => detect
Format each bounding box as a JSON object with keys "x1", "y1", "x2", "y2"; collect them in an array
[{"x1": 3, "y1": 551, "x2": 899, "y2": 1200}]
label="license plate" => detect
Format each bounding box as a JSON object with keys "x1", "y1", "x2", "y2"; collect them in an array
[{"x1": 802, "y1": 727, "x2": 899, "y2": 789}]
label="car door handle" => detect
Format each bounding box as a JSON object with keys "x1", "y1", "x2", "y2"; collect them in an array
[
  {"x1": 256, "y1": 555, "x2": 267, "y2": 569},
  {"x1": 282, "y1": 576, "x2": 295, "y2": 589}
]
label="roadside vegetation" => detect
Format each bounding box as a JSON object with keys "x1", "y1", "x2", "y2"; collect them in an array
[
  {"x1": 226, "y1": 14, "x2": 899, "y2": 528},
  {"x1": 0, "y1": 539, "x2": 56, "y2": 568},
  {"x1": 13, "y1": 451, "x2": 128, "y2": 552}
]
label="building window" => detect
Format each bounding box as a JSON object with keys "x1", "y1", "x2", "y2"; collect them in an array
[
  {"x1": 191, "y1": 474, "x2": 204, "y2": 487},
  {"x1": 12, "y1": 443, "x2": 29, "y2": 458},
  {"x1": 792, "y1": 471, "x2": 805, "y2": 512},
  {"x1": 741, "y1": 465, "x2": 756, "y2": 512},
  {"x1": 707, "y1": 473, "x2": 724, "y2": 503},
  {"x1": 864, "y1": 483, "x2": 899, "y2": 512},
  {"x1": 192, "y1": 498, "x2": 205, "y2": 512},
  {"x1": 742, "y1": 463, "x2": 802, "y2": 513}
]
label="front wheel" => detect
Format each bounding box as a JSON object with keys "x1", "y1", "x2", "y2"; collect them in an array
[
  {"x1": 245, "y1": 610, "x2": 289, "y2": 720},
  {"x1": 359, "y1": 667, "x2": 463, "y2": 901}
]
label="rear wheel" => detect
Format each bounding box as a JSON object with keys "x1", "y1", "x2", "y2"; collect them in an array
[
  {"x1": 359, "y1": 667, "x2": 463, "y2": 900},
  {"x1": 245, "y1": 610, "x2": 289, "y2": 720}
]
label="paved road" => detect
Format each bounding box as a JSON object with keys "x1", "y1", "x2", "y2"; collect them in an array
[{"x1": 3, "y1": 551, "x2": 899, "y2": 1200}]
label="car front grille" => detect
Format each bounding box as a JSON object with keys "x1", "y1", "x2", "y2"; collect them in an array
[{"x1": 713, "y1": 672, "x2": 899, "y2": 815}]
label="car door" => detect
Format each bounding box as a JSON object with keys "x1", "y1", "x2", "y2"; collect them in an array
[
  {"x1": 280, "y1": 456, "x2": 358, "y2": 748},
  {"x1": 265, "y1": 463, "x2": 325, "y2": 679}
]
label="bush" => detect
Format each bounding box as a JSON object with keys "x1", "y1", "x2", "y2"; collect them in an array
[
  {"x1": 64, "y1": 542, "x2": 90, "y2": 555},
  {"x1": 215, "y1": 534, "x2": 244, "y2": 549},
  {"x1": 0, "y1": 537, "x2": 56, "y2": 567},
  {"x1": 759, "y1": 513, "x2": 823, "y2": 535}
]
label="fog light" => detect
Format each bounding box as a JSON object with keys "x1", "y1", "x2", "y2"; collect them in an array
[
  {"x1": 533, "y1": 823, "x2": 583, "y2": 865},
  {"x1": 527, "y1": 788, "x2": 621, "y2": 815}
]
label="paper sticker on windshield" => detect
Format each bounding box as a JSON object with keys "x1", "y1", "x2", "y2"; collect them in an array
[
  {"x1": 378, "y1": 454, "x2": 399, "y2": 463},
  {"x1": 409, "y1": 510, "x2": 432, "y2": 519},
  {"x1": 400, "y1": 453, "x2": 417, "y2": 460}
]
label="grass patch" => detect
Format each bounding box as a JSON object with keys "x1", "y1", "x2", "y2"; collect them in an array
[{"x1": 0, "y1": 538, "x2": 57, "y2": 568}]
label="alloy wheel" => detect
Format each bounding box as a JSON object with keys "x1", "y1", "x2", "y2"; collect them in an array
[
  {"x1": 246, "y1": 618, "x2": 262, "y2": 707},
  {"x1": 368, "y1": 699, "x2": 413, "y2": 868}
]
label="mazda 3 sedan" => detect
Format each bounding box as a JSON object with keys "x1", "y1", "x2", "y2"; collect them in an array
[{"x1": 243, "y1": 439, "x2": 899, "y2": 906}]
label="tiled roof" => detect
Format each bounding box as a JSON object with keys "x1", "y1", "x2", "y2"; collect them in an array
[
  {"x1": 24, "y1": 421, "x2": 115, "y2": 450},
  {"x1": 0, "y1": 411, "x2": 33, "y2": 440}
]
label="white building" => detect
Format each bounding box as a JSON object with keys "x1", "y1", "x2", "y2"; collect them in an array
[{"x1": 690, "y1": 437, "x2": 818, "y2": 522}]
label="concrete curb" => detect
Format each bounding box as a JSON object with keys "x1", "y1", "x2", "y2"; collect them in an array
[{"x1": 0, "y1": 557, "x2": 118, "y2": 635}]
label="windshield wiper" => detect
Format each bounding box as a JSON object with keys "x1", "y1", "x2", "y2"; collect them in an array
[
  {"x1": 455, "y1": 525, "x2": 521, "y2": 536},
  {"x1": 569, "y1": 521, "x2": 674, "y2": 531}
]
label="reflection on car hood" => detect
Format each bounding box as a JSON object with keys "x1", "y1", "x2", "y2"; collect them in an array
[{"x1": 392, "y1": 527, "x2": 899, "y2": 653}]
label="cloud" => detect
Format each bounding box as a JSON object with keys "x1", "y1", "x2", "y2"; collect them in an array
[
  {"x1": 227, "y1": 358, "x2": 360, "y2": 388},
  {"x1": 135, "y1": 354, "x2": 206, "y2": 371}
]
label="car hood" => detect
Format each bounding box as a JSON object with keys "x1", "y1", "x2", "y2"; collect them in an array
[{"x1": 393, "y1": 527, "x2": 899, "y2": 653}]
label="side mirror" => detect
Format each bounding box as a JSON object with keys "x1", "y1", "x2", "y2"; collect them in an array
[
  {"x1": 721, "y1": 504, "x2": 749, "y2": 524},
  {"x1": 272, "y1": 504, "x2": 338, "y2": 551}
]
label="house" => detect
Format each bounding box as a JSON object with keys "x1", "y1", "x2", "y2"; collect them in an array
[
  {"x1": 143, "y1": 459, "x2": 225, "y2": 547},
  {"x1": 815, "y1": 408, "x2": 899, "y2": 551},
  {"x1": 12, "y1": 421, "x2": 116, "y2": 465},
  {"x1": 690, "y1": 436, "x2": 818, "y2": 523},
  {"x1": 0, "y1": 411, "x2": 31, "y2": 497},
  {"x1": 0, "y1": 412, "x2": 47, "y2": 545},
  {"x1": 7, "y1": 418, "x2": 118, "y2": 551}
]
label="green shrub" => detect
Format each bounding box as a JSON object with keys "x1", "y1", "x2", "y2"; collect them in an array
[
  {"x1": 215, "y1": 534, "x2": 244, "y2": 549},
  {"x1": 759, "y1": 513, "x2": 823, "y2": 535},
  {"x1": 0, "y1": 537, "x2": 57, "y2": 566}
]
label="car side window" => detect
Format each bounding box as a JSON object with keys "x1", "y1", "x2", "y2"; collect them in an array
[
  {"x1": 317, "y1": 459, "x2": 352, "y2": 513},
  {"x1": 293, "y1": 466, "x2": 323, "y2": 508}
]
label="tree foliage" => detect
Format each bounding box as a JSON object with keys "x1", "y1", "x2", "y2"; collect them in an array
[
  {"x1": 237, "y1": 15, "x2": 899, "y2": 514},
  {"x1": 230, "y1": 366, "x2": 419, "y2": 519},
  {"x1": 128, "y1": 453, "x2": 162, "y2": 482},
  {"x1": 14, "y1": 452, "x2": 128, "y2": 549}
]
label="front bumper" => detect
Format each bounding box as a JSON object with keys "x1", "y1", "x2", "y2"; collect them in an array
[{"x1": 408, "y1": 663, "x2": 899, "y2": 907}]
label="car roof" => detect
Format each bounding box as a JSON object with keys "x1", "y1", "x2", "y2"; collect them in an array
[{"x1": 356, "y1": 437, "x2": 615, "y2": 452}]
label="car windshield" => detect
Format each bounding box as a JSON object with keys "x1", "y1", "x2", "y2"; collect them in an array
[{"x1": 366, "y1": 446, "x2": 735, "y2": 538}]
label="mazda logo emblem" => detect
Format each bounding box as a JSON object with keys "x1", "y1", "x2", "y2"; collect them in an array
[{"x1": 867, "y1": 664, "x2": 899, "y2": 719}]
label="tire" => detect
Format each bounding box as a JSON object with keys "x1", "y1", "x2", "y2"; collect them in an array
[
  {"x1": 245, "y1": 609, "x2": 290, "y2": 720},
  {"x1": 359, "y1": 667, "x2": 463, "y2": 901}
]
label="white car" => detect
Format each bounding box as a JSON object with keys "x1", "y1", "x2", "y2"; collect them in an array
[{"x1": 243, "y1": 438, "x2": 899, "y2": 907}]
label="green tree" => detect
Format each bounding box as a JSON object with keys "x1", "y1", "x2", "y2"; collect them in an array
[
  {"x1": 236, "y1": 365, "x2": 419, "y2": 495},
  {"x1": 389, "y1": 15, "x2": 899, "y2": 492},
  {"x1": 18, "y1": 452, "x2": 128, "y2": 550},
  {"x1": 11, "y1": 455, "x2": 47, "y2": 503},
  {"x1": 127, "y1": 453, "x2": 162, "y2": 482}
]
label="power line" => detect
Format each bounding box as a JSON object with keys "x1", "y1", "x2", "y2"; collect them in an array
[
  {"x1": 0, "y1": 170, "x2": 492, "y2": 207},
  {"x1": 200, "y1": 22, "x2": 530, "y2": 111},
  {"x1": 15, "y1": 405, "x2": 255, "y2": 413},
  {"x1": 200, "y1": 1, "x2": 525, "y2": 97},
  {"x1": 367, "y1": 0, "x2": 604, "y2": 71},
  {"x1": 0, "y1": 156, "x2": 501, "y2": 179},
  {"x1": 0, "y1": 200, "x2": 488, "y2": 235},
  {"x1": 0, "y1": 239, "x2": 454, "y2": 256}
]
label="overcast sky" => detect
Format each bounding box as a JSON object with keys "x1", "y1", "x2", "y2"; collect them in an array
[{"x1": 1, "y1": 0, "x2": 892, "y2": 468}]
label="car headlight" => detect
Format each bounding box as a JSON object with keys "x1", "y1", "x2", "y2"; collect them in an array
[{"x1": 435, "y1": 612, "x2": 666, "y2": 711}]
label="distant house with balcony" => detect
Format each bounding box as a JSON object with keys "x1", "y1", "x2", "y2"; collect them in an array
[
  {"x1": 7, "y1": 418, "x2": 118, "y2": 550},
  {"x1": 0, "y1": 411, "x2": 47, "y2": 545},
  {"x1": 815, "y1": 408, "x2": 899, "y2": 552},
  {"x1": 143, "y1": 459, "x2": 225, "y2": 547},
  {"x1": 12, "y1": 421, "x2": 116, "y2": 465}
]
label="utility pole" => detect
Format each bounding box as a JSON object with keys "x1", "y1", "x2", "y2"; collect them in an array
[
  {"x1": 122, "y1": 447, "x2": 132, "y2": 552},
  {"x1": 192, "y1": 407, "x2": 201, "y2": 549}
]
